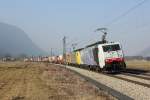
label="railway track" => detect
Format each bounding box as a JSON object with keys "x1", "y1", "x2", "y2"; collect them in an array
[
  {"x1": 93, "y1": 69, "x2": 150, "y2": 88},
  {"x1": 55, "y1": 64, "x2": 150, "y2": 99},
  {"x1": 103, "y1": 72, "x2": 150, "y2": 88},
  {"x1": 71, "y1": 65, "x2": 150, "y2": 87},
  {"x1": 61, "y1": 64, "x2": 150, "y2": 88},
  {"x1": 124, "y1": 68, "x2": 150, "y2": 76},
  {"x1": 120, "y1": 72, "x2": 150, "y2": 80},
  {"x1": 106, "y1": 74, "x2": 150, "y2": 88}
]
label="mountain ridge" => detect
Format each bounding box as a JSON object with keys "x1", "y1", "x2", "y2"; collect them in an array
[{"x1": 0, "y1": 22, "x2": 46, "y2": 57}]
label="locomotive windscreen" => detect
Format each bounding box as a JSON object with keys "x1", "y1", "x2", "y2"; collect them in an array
[{"x1": 102, "y1": 44, "x2": 120, "y2": 52}]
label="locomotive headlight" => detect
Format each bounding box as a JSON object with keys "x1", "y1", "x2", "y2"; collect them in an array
[
  {"x1": 105, "y1": 59, "x2": 113, "y2": 63},
  {"x1": 116, "y1": 58, "x2": 124, "y2": 62}
]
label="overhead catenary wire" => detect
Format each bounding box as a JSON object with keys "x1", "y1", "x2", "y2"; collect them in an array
[
  {"x1": 78, "y1": 0, "x2": 149, "y2": 48},
  {"x1": 64, "y1": 0, "x2": 149, "y2": 51},
  {"x1": 105, "y1": 0, "x2": 148, "y2": 27}
]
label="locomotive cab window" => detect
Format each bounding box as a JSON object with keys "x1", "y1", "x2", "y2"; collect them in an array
[{"x1": 103, "y1": 44, "x2": 120, "y2": 52}]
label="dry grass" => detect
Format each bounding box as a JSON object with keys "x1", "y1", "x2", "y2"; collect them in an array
[
  {"x1": 126, "y1": 60, "x2": 150, "y2": 71},
  {"x1": 0, "y1": 62, "x2": 115, "y2": 100}
]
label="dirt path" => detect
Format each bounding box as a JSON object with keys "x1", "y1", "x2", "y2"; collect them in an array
[{"x1": 0, "y1": 62, "x2": 115, "y2": 100}]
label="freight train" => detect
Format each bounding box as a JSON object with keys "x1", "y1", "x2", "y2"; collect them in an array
[
  {"x1": 49, "y1": 41, "x2": 126, "y2": 72},
  {"x1": 25, "y1": 40, "x2": 126, "y2": 72}
]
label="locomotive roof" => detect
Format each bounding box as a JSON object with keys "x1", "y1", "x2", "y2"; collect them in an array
[
  {"x1": 74, "y1": 41, "x2": 104, "y2": 52},
  {"x1": 73, "y1": 48, "x2": 84, "y2": 52},
  {"x1": 86, "y1": 41, "x2": 105, "y2": 48},
  {"x1": 74, "y1": 41, "x2": 118, "y2": 51}
]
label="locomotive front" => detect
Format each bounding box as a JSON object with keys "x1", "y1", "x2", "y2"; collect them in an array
[{"x1": 98, "y1": 42, "x2": 126, "y2": 72}]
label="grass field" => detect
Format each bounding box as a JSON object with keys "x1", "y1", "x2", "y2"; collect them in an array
[
  {"x1": 126, "y1": 60, "x2": 150, "y2": 71},
  {"x1": 0, "y1": 62, "x2": 114, "y2": 100}
]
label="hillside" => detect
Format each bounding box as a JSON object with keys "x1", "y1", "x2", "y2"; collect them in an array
[{"x1": 0, "y1": 22, "x2": 45, "y2": 57}]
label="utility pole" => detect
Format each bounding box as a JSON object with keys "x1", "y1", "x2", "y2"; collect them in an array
[
  {"x1": 63, "y1": 36, "x2": 66, "y2": 65},
  {"x1": 50, "y1": 48, "x2": 53, "y2": 56}
]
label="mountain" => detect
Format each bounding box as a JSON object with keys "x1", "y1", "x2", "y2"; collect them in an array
[
  {"x1": 0, "y1": 22, "x2": 45, "y2": 57},
  {"x1": 139, "y1": 47, "x2": 150, "y2": 57}
]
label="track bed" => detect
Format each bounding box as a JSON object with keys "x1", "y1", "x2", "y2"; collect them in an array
[{"x1": 59, "y1": 64, "x2": 150, "y2": 100}]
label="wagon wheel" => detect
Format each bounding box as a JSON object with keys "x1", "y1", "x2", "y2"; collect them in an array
[
  {"x1": 88, "y1": 65, "x2": 91, "y2": 70},
  {"x1": 122, "y1": 62, "x2": 126, "y2": 71}
]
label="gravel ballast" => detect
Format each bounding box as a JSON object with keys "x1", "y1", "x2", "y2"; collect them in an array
[
  {"x1": 115, "y1": 74, "x2": 150, "y2": 85},
  {"x1": 60, "y1": 65, "x2": 150, "y2": 100}
]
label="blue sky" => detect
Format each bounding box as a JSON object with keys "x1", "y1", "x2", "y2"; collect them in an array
[{"x1": 0, "y1": 0, "x2": 149, "y2": 56}]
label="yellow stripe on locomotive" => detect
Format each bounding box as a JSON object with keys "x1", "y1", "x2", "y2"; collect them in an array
[{"x1": 75, "y1": 51, "x2": 82, "y2": 65}]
